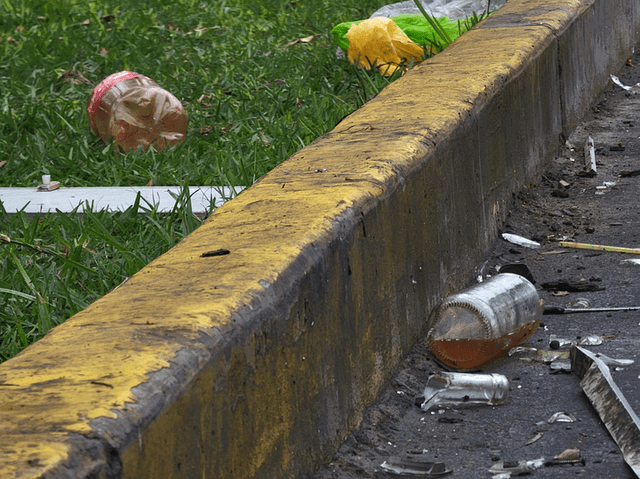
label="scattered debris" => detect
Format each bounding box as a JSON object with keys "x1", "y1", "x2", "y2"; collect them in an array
[
  {"x1": 549, "y1": 334, "x2": 603, "y2": 349},
  {"x1": 501, "y1": 233, "x2": 541, "y2": 249},
  {"x1": 538, "y1": 350, "x2": 570, "y2": 362},
  {"x1": 545, "y1": 303, "x2": 640, "y2": 315},
  {"x1": 559, "y1": 349, "x2": 634, "y2": 370},
  {"x1": 549, "y1": 335, "x2": 573, "y2": 349},
  {"x1": 549, "y1": 360, "x2": 572, "y2": 374},
  {"x1": 508, "y1": 347, "x2": 570, "y2": 364},
  {"x1": 380, "y1": 456, "x2": 452, "y2": 476},
  {"x1": 488, "y1": 457, "x2": 544, "y2": 476},
  {"x1": 571, "y1": 345, "x2": 640, "y2": 477},
  {"x1": 580, "y1": 335, "x2": 604, "y2": 346},
  {"x1": 610, "y1": 74, "x2": 640, "y2": 91},
  {"x1": 508, "y1": 346, "x2": 537, "y2": 356},
  {"x1": 559, "y1": 241, "x2": 640, "y2": 255},
  {"x1": 524, "y1": 432, "x2": 544, "y2": 446},
  {"x1": 583, "y1": 136, "x2": 597, "y2": 176},
  {"x1": 589, "y1": 352, "x2": 634, "y2": 369},
  {"x1": 545, "y1": 448, "x2": 586, "y2": 466},
  {"x1": 37, "y1": 175, "x2": 61, "y2": 192},
  {"x1": 421, "y1": 372, "x2": 509, "y2": 411},
  {"x1": 548, "y1": 412, "x2": 576, "y2": 423},
  {"x1": 567, "y1": 298, "x2": 591, "y2": 309}
]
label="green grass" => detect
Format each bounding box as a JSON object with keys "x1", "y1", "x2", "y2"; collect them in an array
[
  {"x1": 0, "y1": 0, "x2": 396, "y2": 188},
  {"x1": 0, "y1": 0, "x2": 398, "y2": 362},
  {"x1": 0, "y1": 0, "x2": 493, "y2": 362},
  {"x1": 0, "y1": 188, "x2": 207, "y2": 361}
]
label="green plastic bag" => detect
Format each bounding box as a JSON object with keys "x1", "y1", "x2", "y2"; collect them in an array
[{"x1": 332, "y1": 14, "x2": 463, "y2": 54}]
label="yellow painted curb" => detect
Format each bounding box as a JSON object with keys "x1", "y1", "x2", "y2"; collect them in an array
[{"x1": 1, "y1": 1, "x2": 639, "y2": 477}]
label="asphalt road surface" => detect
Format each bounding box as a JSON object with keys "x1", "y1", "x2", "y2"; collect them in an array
[{"x1": 306, "y1": 43, "x2": 640, "y2": 479}]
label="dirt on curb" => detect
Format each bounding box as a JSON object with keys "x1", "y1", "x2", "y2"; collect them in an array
[{"x1": 305, "y1": 45, "x2": 640, "y2": 479}]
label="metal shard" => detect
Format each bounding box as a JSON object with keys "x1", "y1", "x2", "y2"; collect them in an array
[{"x1": 571, "y1": 345, "x2": 640, "y2": 477}]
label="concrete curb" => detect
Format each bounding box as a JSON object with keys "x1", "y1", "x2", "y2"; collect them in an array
[{"x1": 1, "y1": 1, "x2": 638, "y2": 477}]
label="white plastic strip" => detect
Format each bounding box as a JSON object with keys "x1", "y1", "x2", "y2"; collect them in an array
[{"x1": 0, "y1": 186, "x2": 243, "y2": 215}]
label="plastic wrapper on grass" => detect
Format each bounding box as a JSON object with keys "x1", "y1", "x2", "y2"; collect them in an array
[{"x1": 344, "y1": 17, "x2": 424, "y2": 76}]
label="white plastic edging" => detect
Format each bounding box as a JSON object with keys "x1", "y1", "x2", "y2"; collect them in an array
[{"x1": 0, "y1": 186, "x2": 243, "y2": 215}]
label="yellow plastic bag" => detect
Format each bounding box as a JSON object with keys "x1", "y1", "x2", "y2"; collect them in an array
[{"x1": 346, "y1": 17, "x2": 424, "y2": 76}]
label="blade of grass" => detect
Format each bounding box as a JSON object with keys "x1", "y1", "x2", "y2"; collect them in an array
[
  {"x1": 413, "y1": 0, "x2": 453, "y2": 47},
  {"x1": 0, "y1": 287, "x2": 37, "y2": 301},
  {"x1": 9, "y1": 251, "x2": 38, "y2": 294},
  {"x1": 8, "y1": 251, "x2": 52, "y2": 333},
  {"x1": 15, "y1": 322, "x2": 29, "y2": 349}
]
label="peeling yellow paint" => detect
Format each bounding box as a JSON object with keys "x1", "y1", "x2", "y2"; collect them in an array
[
  {"x1": 1, "y1": 0, "x2": 636, "y2": 477},
  {"x1": 0, "y1": 437, "x2": 70, "y2": 478}
]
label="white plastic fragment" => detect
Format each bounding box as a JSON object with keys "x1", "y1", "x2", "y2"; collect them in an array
[
  {"x1": 580, "y1": 335, "x2": 603, "y2": 346},
  {"x1": 584, "y1": 136, "x2": 597, "y2": 175},
  {"x1": 592, "y1": 352, "x2": 634, "y2": 368},
  {"x1": 549, "y1": 360, "x2": 572, "y2": 372},
  {"x1": 611, "y1": 74, "x2": 640, "y2": 91},
  {"x1": 501, "y1": 233, "x2": 541, "y2": 249},
  {"x1": 36, "y1": 175, "x2": 61, "y2": 192},
  {"x1": 371, "y1": 0, "x2": 507, "y2": 20}
]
